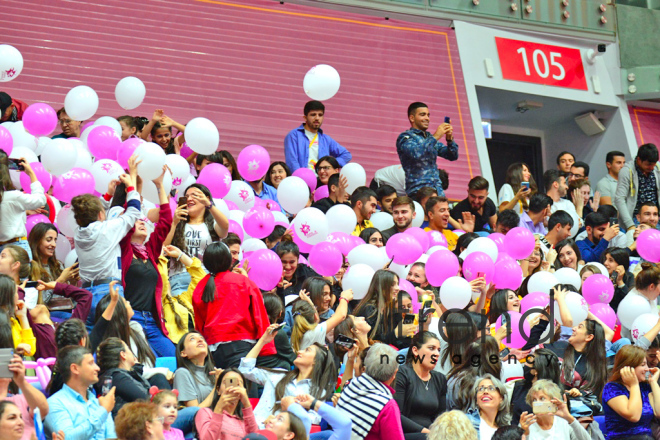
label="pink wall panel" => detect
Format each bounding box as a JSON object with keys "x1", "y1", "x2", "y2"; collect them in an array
[
  {"x1": 630, "y1": 106, "x2": 660, "y2": 149},
  {"x1": 1, "y1": 0, "x2": 478, "y2": 200}
]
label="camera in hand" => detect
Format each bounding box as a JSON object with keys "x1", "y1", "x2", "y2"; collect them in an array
[{"x1": 8, "y1": 158, "x2": 24, "y2": 171}]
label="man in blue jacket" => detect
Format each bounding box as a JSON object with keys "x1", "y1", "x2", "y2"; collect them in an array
[{"x1": 284, "y1": 100, "x2": 352, "y2": 172}]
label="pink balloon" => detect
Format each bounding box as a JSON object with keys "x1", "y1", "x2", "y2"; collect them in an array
[
  {"x1": 20, "y1": 162, "x2": 52, "y2": 193},
  {"x1": 52, "y1": 168, "x2": 96, "y2": 204},
  {"x1": 313, "y1": 185, "x2": 329, "y2": 202},
  {"x1": 292, "y1": 228, "x2": 314, "y2": 253},
  {"x1": 348, "y1": 235, "x2": 365, "y2": 249},
  {"x1": 243, "y1": 207, "x2": 275, "y2": 239},
  {"x1": 26, "y1": 214, "x2": 51, "y2": 236},
  {"x1": 118, "y1": 138, "x2": 143, "y2": 169},
  {"x1": 398, "y1": 279, "x2": 421, "y2": 313},
  {"x1": 253, "y1": 198, "x2": 267, "y2": 208},
  {"x1": 427, "y1": 230, "x2": 448, "y2": 248},
  {"x1": 590, "y1": 302, "x2": 617, "y2": 330},
  {"x1": 299, "y1": 255, "x2": 308, "y2": 265},
  {"x1": 227, "y1": 220, "x2": 244, "y2": 242},
  {"x1": 404, "y1": 227, "x2": 430, "y2": 252},
  {"x1": 326, "y1": 232, "x2": 356, "y2": 256},
  {"x1": 637, "y1": 229, "x2": 660, "y2": 263},
  {"x1": 0, "y1": 126, "x2": 13, "y2": 156},
  {"x1": 23, "y1": 103, "x2": 58, "y2": 136},
  {"x1": 504, "y1": 227, "x2": 535, "y2": 260},
  {"x1": 87, "y1": 125, "x2": 121, "y2": 161},
  {"x1": 237, "y1": 145, "x2": 270, "y2": 181},
  {"x1": 520, "y1": 291, "x2": 549, "y2": 313},
  {"x1": 496, "y1": 252, "x2": 515, "y2": 265},
  {"x1": 462, "y1": 251, "x2": 495, "y2": 283},
  {"x1": 309, "y1": 242, "x2": 342, "y2": 276},
  {"x1": 246, "y1": 249, "x2": 283, "y2": 291},
  {"x1": 582, "y1": 274, "x2": 614, "y2": 305},
  {"x1": 426, "y1": 249, "x2": 459, "y2": 287},
  {"x1": 488, "y1": 232, "x2": 506, "y2": 253},
  {"x1": 81, "y1": 121, "x2": 94, "y2": 132},
  {"x1": 225, "y1": 200, "x2": 238, "y2": 211},
  {"x1": 493, "y1": 259, "x2": 523, "y2": 290},
  {"x1": 263, "y1": 199, "x2": 281, "y2": 212},
  {"x1": 292, "y1": 168, "x2": 317, "y2": 192},
  {"x1": 495, "y1": 311, "x2": 526, "y2": 349},
  {"x1": 197, "y1": 163, "x2": 232, "y2": 199},
  {"x1": 386, "y1": 233, "x2": 423, "y2": 265},
  {"x1": 179, "y1": 142, "x2": 194, "y2": 159}
]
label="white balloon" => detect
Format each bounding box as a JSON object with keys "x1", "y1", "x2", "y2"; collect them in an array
[
  {"x1": 0, "y1": 122, "x2": 14, "y2": 129},
  {"x1": 64, "y1": 85, "x2": 99, "y2": 121},
  {"x1": 142, "y1": 170, "x2": 172, "y2": 204},
  {"x1": 631, "y1": 313, "x2": 660, "y2": 343},
  {"x1": 618, "y1": 293, "x2": 653, "y2": 329},
  {"x1": 94, "y1": 116, "x2": 123, "y2": 137},
  {"x1": 292, "y1": 207, "x2": 328, "y2": 245},
  {"x1": 228, "y1": 210, "x2": 251, "y2": 240},
  {"x1": 115, "y1": 76, "x2": 146, "y2": 110},
  {"x1": 72, "y1": 143, "x2": 93, "y2": 170},
  {"x1": 554, "y1": 267, "x2": 582, "y2": 291},
  {"x1": 347, "y1": 244, "x2": 389, "y2": 271},
  {"x1": 554, "y1": 291, "x2": 589, "y2": 326},
  {"x1": 90, "y1": 159, "x2": 124, "y2": 194},
  {"x1": 48, "y1": 195, "x2": 62, "y2": 218},
  {"x1": 411, "y1": 201, "x2": 424, "y2": 228},
  {"x1": 9, "y1": 145, "x2": 38, "y2": 164},
  {"x1": 178, "y1": 174, "x2": 197, "y2": 196},
  {"x1": 303, "y1": 64, "x2": 341, "y2": 101},
  {"x1": 277, "y1": 176, "x2": 309, "y2": 214},
  {"x1": 35, "y1": 136, "x2": 52, "y2": 156},
  {"x1": 501, "y1": 362, "x2": 524, "y2": 383},
  {"x1": 212, "y1": 198, "x2": 230, "y2": 220},
  {"x1": 185, "y1": 117, "x2": 219, "y2": 155},
  {"x1": 41, "y1": 138, "x2": 77, "y2": 175},
  {"x1": 134, "y1": 142, "x2": 166, "y2": 181},
  {"x1": 465, "y1": 237, "x2": 498, "y2": 262},
  {"x1": 342, "y1": 264, "x2": 375, "y2": 300},
  {"x1": 326, "y1": 204, "x2": 357, "y2": 235},
  {"x1": 589, "y1": 262, "x2": 608, "y2": 276},
  {"x1": 57, "y1": 204, "x2": 76, "y2": 238},
  {"x1": 8, "y1": 122, "x2": 37, "y2": 150},
  {"x1": 273, "y1": 211, "x2": 290, "y2": 226},
  {"x1": 80, "y1": 125, "x2": 95, "y2": 145},
  {"x1": 9, "y1": 170, "x2": 20, "y2": 189},
  {"x1": 440, "y1": 276, "x2": 472, "y2": 309},
  {"x1": 0, "y1": 45, "x2": 23, "y2": 82},
  {"x1": 165, "y1": 154, "x2": 191, "y2": 188},
  {"x1": 225, "y1": 181, "x2": 256, "y2": 212},
  {"x1": 389, "y1": 262, "x2": 411, "y2": 281},
  {"x1": 426, "y1": 245, "x2": 448, "y2": 256},
  {"x1": 64, "y1": 249, "x2": 78, "y2": 269},
  {"x1": 55, "y1": 234, "x2": 71, "y2": 263},
  {"x1": 416, "y1": 254, "x2": 429, "y2": 265},
  {"x1": 371, "y1": 212, "x2": 394, "y2": 231},
  {"x1": 339, "y1": 163, "x2": 366, "y2": 195},
  {"x1": 527, "y1": 271, "x2": 559, "y2": 295},
  {"x1": 242, "y1": 238, "x2": 267, "y2": 254}
]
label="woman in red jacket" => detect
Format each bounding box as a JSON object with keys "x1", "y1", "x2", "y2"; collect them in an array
[{"x1": 193, "y1": 242, "x2": 276, "y2": 369}]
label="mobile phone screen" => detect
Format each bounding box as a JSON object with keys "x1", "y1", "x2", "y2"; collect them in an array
[
  {"x1": 444, "y1": 116, "x2": 451, "y2": 124},
  {"x1": 178, "y1": 197, "x2": 188, "y2": 207},
  {"x1": 7, "y1": 158, "x2": 23, "y2": 171}
]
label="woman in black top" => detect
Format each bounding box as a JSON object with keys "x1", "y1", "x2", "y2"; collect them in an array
[
  {"x1": 601, "y1": 248, "x2": 634, "y2": 312},
  {"x1": 275, "y1": 240, "x2": 323, "y2": 302},
  {"x1": 510, "y1": 348, "x2": 561, "y2": 425},
  {"x1": 394, "y1": 332, "x2": 447, "y2": 434}
]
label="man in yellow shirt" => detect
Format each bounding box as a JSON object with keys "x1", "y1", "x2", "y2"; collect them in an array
[
  {"x1": 351, "y1": 187, "x2": 378, "y2": 236},
  {"x1": 424, "y1": 196, "x2": 458, "y2": 251}
]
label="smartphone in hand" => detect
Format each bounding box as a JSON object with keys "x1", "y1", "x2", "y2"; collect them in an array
[
  {"x1": 336, "y1": 334, "x2": 357, "y2": 350},
  {"x1": 444, "y1": 116, "x2": 451, "y2": 124},
  {"x1": 7, "y1": 158, "x2": 24, "y2": 171}
]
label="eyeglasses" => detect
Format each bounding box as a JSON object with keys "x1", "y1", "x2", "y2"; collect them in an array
[
  {"x1": 477, "y1": 385, "x2": 497, "y2": 394},
  {"x1": 569, "y1": 173, "x2": 584, "y2": 179},
  {"x1": 59, "y1": 119, "x2": 73, "y2": 125},
  {"x1": 317, "y1": 166, "x2": 332, "y2": 171}
]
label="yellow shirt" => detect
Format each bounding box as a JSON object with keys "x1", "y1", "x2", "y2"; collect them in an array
[
  {"x1": 423, "y1": 227, "x2": 458, "y2": 251},
  {"x1": 352, "y1": 219, "x2": 374, "y2": 236},
  {"x1": 11, "y1": 316, "x2": 36, "y2": 357}
]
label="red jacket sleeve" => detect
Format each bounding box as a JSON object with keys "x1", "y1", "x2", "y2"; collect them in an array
[
  {"x1": 248, "y1": 282, "x2": 277, "y2": 357},
  {"x1": 119, "y1": 229, "x2": 134, "y2": 288},
  {"x1": 54, "y1": 283, "x2": 92, "y2": 322},
  {"x1": 147, "y1": 202, "x2": 172, "y2": 257}
]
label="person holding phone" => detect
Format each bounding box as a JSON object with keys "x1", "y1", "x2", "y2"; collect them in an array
[
  {"x1": 194, "y1": 368, "x2": 258, "y2": 440},
  {"x1": 497, "y1": 162, "x2": 537, "y2": 215},
  {"x1": 0, "y1": 151, "x2": 46, "y2": 260},
  {"x1": 519, "y1": 380, "x2": 590, "y2": 439}
]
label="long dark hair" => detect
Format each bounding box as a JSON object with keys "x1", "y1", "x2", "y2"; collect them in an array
[
  {"x1": 264, "y1": 161, "x2": 290, "y2": 187},
  {"x1": 210, "y1": 368, "x2": 248, "y2": 419},
  {"x1": 554, "y1": 239, "x2": 582, "y2": 270},
  {"x1": 55, "y1": 318, "x2": 90, "y2": 350},
  {"x1": 96, "y1": 337, "x2": 126, "y2": 373},
  {"x1": 176, "y1": 331, "x2": 215, "y2": 386},
  {"x1": 94, "y1": 294, "x2": 156, "y2": 366},
  {"x1": 353, "y1": 270, "x2": 398, "y2": 341},
  {"x1": 406, "y1": 331, "x2": 440, "y2": 364},
  {"x1": 504, "y1": 162, "x2": 537, "y2": 209},
  {"x1": 219, "y1": 150, "x2": 241, "y2": 181},
  {"x1": 487, "y1": 289, "x2": 515, "y2": 325},
  {"x1": 562, "y1": 319, "x2": 607, "y2": 399},
  {"x1": 28, "y1": 223, "x2": 63, "y2": 283},
  {"x1": 440, "y1": 313, "x2": 478, "y2": 368},
  {"x1": 151, "y1": 121, "x2": 176, "y2": 155},
  {"x1": 0, "y1": 149, "x2": 15, "y2": 204},
  {"x1": 272, "y1": 343, "x2": 336, "y2": 414},
  {"x1": 601, "y1": 247, "x2": 630, "y2": 272},
  {"x1": 527, "y1": 348, "x2": 561, "y2": 385},
  {"x1": 0, "y1": 311, "x2": 18, "y2": 394},
  {"x1": 200, "y1": 242, "x2": 233, "y2": 303},
  {"x1": 0, "y1": 275, "x2": 16, "y2": 318}
]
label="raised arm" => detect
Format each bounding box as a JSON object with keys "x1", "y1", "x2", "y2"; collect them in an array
[
  {"x1": 11, "y1": 354, "x2": 48, "y2": 418},
  {"x1": 140, "y1": 109, "x2": 163, "y2": 141},
  {"x1": 607, "y1": 369, "x2": 643, "y2": 422}
]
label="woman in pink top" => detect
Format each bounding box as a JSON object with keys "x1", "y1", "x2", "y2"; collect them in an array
[{"x1": 195, "y1": 368, "x2": 258, "y2": 440}]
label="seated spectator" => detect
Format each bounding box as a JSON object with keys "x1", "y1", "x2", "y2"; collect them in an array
[
  {"x1": 569, "y1": 161, "x2": 590, "y2": 184},
  {"x1": 114, "y1": 401, "x2": 164, "y2": 440},
  {"x1": 284, "y1": 101, "x2": 351, "y2": 173},
  {"x1": 602, "y1": 248, "x2": 634, "y2": 312},
  {"x1": 265, "y1": 161, "x2": 291, "y2": 190},
  {"x1": 510, "y1": 348, "x2": 561, "y2": 425},
  {"x1": 537, "y1": 211, "x2": 574, "y2": 255},
  {"x1": 413, "y1": 187, "x2": 437, "y2": 229},
  {"x1": 554, "y1": 239, "x2": 583, "y2": 272},
  {"x1": 603, "y1": 345, "x2": 660, "y2": 439},
  {"x1": 576, "y1": 212, "x2": 620, "y2": 263},
  {"x1": 406, "y1": 262, "x2": 438, "y2": 299},
  {"x1": 518, "y1": 194, "x2": 552, "y2": 235},
  {"x1": 280, "y1": 393, "x2": 352, "y2": 440},
  {"x1": 568, "y1": 178, "x2": 594, "y2": 220},
  {"x1": 275, "y1": 240, "x2": 323, "y2": 303},
  {"x1": 424, "y1": 196, "x2": 458, "y2": 251},
  {"x1": 486, "y1": 289, "x2": 520, "y2": 325},
  {"x1": 0, "y1": 92, "x2": 27, "y2": 122},
  {"x1": 222, "y1": 233, "x2": 242, "y2": 267},
  {"x1": 394, "y1": 332, "x2": 448, "y2": 435},
  {"x1": 314, "y1": 155, "x2": 341, "y2": 187},
  {"x1": 620, "y1": 263, "x2": 660, "y2": 341},
  {"x1": 557, "y1": 151, "x2": 575, "y2": 174},
  {"x1": 52, "y1": 107, "x2": 82, "y2": 139},
  {"x1": 465, "y1": 374, "x2": 511, "y2": 438},
  {"x1": 337, "y1": 343, "x2": 405, "y2": 440},
  {"x1": 493, "y1": 209, "x2": 519, "y2": 234},
  {"x1": 140, "y1": 109, "x2": 186, "y2": 154},
  {"x1": 0, "y1": 400, "x2": 52, "y2": 440},
  {"x1": 544, "y1": 169, "x2": 580, "y2": 237},
  {"x1": 625, "y1": 201, "x2": 659, "y2": 247},
  {"x1": 646, "y1": 335, "x2": 660, "y2": 369},
  {"x1": 596, "y1": 151, "x2": 626, "y2": 206},
  {"x1": 264, "y1": 225, "x2": 288, "y2": 250},
  {"x1": 381, "y1": 196, "x2": 417, "y2": 242},
  {"x1": 194, "y1": 368, "x2": 258, "y2": 440},
  {"x1": 360, "y1": 228, "x2": 384, "y2": 247},
  {"x1": 0, "y1": 274, "x2": 35, "y2": 357},
  {"x1": 333, "y1": 315, "x2": 372, "y2": 386},
  {"x1": 48, "y1": 318, "x2": 90, "y2": 396},
  {"x1": 427, "y1": 410, "x2": 478, "y2": 440},
  {"x1": 44, "y1": 346, "x2": 116, "y2": 438},
  {"x1": 371, "y1": 165, "x2": 406, "y2": 197},
  {"x1": 261, "y1": 405, "x2": 307, "y2": 440},
  {"x1": 376, "y1": 184, "x2": 398, "y2": 214},
  {"x1": 497, "y1": 162, "x2": 537, "y2": 215},
  {"x1": 150, "y1": 389, "x2": 185, "y2": 440},
  {"x1": 450, "y1": 177, "x2": 497, "y2": 234},
  {"x1": 239, "y1": 325, "x2": 336, "y2": 428},
  {"x1": 311, "y1": 173, "x2": 349, "y2": 214},
  {"x1": 173, "y1": 331, "x2": 217, "y2": 408},
  {"x1": 351, "y1": 187, "x2": 378, "y2": 236},
  {"x1": 614, "y1": 143, "x2": 660, "y2": 233},
  {"x1": 263, "y1": 294, "x2": 295, "y2": 369},
  {"x1": 576, "y1": 204, "x2": 628, "y2": 250},
  {"x1": 95, "y1": 337, "x2": 150, "y2": 418}
]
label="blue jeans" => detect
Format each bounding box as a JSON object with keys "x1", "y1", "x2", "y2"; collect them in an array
[
  {"x1": 310, "y1": 431, "x2": 334, "y2": 440},
  {"x1": 132, "y1": 310, "x2": 176, "y2": 357},
  {"x1": 607, "y1": 338, "x2": 631, "y2": 357},
  {"x1": 85, "y1": 281, "x2": 123, "y2": 332},
  {"x1": 169, "y1": 271, "x2": 192, "y2": 297},
  {"x1": 0, "y1": 238, "x2": 32, "y2": 260},
  {"x1": 172, "y1": 406, "x2": 199, "y2": 438}
]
